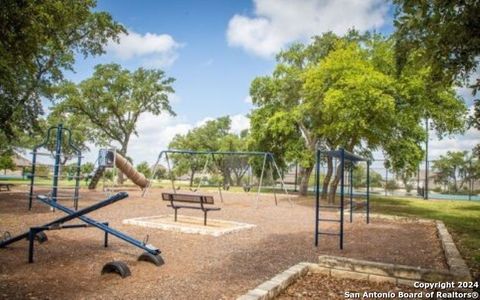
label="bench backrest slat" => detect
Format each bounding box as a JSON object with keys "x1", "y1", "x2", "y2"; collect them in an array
[{"x1": 162, "y1": 193, "x2": 214, "y2": 205}]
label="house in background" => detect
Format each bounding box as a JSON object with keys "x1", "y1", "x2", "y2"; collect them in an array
[{"x1": 0, "y1": 152, "x2": 31, "y2": 178}]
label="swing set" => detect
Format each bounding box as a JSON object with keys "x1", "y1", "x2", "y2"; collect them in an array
[{"x1": 143, "y1": 149, "x2": 293, "y2": 207}]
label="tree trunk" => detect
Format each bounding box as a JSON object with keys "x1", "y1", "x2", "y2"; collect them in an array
[
  {"x1": 321, "y1": 156, "x2": 333, "y2": 200},
  {"x1": 117, "y1": 142, "x2": 129, "y2": 185},
  {"x1": 189, "y1": 169, "x2": 196, "y2": 187},
  {"x1": 328, "y1": 163, "x2": 343, "y2": 204},
  {"x1": 299, "y1": 165, "x2": 314, "y2": 196}
]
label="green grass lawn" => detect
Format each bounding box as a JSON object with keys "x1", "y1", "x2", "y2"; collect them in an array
[{"x1": 371, "y1": 196, "x2": 480, "y2": 279}]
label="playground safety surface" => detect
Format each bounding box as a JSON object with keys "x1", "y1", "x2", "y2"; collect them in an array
[{"x1": 0, "y1": 188, "x2": 447, "y2": 299}]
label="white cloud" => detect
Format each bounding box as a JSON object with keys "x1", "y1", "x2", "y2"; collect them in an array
[
  {"x1": 227, "y1": 0, "x2": 389, "y2": 57},
  {"x1": 81, "y1": 113, "x2": 193, "y2": 165},
  {"x1": 244, "y1": 95, "x2": 252, "y2": 104},
  {"x1": 108, "y1": 30, "x2": 182, "y2": 67},
  {"x1": 230, "y1": 114, "x2": 250, "y2": 134},
  {"x1": 127, "y1": 113, "x2": 193, "y2": 163},
  {"x1": 195, "y1": 117, "x2": 215, "y2": 127}
]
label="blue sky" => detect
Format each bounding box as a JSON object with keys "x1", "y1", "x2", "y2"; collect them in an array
[{"x1": 57, "y1": 0, "x2": 478, "y2": 165}]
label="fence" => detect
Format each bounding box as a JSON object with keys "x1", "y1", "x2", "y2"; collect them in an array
[{"x1": 282, "y1": 160, "x2": 480, "y2": 202}]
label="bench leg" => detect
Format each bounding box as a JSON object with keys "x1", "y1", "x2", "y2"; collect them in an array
[
  {"x1": 204, "y1": 211, "x2": 207, "y2": 226},
  {"x1": 174, "y1": 209, "x2": 178, "y2": 222}
]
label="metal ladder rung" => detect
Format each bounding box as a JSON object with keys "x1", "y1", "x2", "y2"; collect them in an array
[
  {"x1": 317, "y1": 218, "x2": 341, "y2": 223},
  {"x1": 318, "y1": 205, "x2": 341, "y2": 209},
  {"x1": 317, "y1": 232, "x2": 340, "y2": 236}
]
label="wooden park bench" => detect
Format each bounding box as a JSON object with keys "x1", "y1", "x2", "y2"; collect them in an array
[
  {"x1": 0, "y1": 183, "x2": 14, "y2": 192},
  {"x1": 161, "y1": 193, "x2": 220, "y2": 226}
]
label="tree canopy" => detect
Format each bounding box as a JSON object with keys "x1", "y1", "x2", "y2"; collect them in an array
[
  {"x1": 54, "y1": 64, "x2": 175, "y2": 155},
  {"x1": 394, "y1": 0, "x2": 480, "y2": 91},
  {"x1": 394, "y1": 0, "x2": 480, "y2": 157},
  {"x1": 249, "y1": 32, "x2": 467, "y2": 198},
  {"x1": 0, "y1": 0, "x2": 125, "y2": 144},
  {"x1": 432, "y1": 150, "x2": 479, "y2": 193},
  {"x1": 168, "y1": 116, "x2": 251, "y2": 187},
  {"x1": 53, "y1": 63, "x2": 175, "y2": 182}
]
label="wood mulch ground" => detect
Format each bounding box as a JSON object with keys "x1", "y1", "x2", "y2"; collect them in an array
[
  {"x1": 277, "y1": 273, "x2": 422, "y2": 300},
  {"x1": 0, "y1": 187, "x2": 447, "y2": 299}
]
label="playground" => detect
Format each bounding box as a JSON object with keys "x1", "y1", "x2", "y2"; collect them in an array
[
  {"x1": 0, "y1": 187, "x2": 448, "y2": 299},
  {"x1": 2, "y1": 1, "x2": 479, "y2": 299}
]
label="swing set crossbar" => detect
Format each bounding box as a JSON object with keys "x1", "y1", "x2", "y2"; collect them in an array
[
  {"x1": 161, "y1": 149, "x2": 274, "y2": 156},
  {"x1": 143, "y1": 149, "x2": 293, "y2": 207}
]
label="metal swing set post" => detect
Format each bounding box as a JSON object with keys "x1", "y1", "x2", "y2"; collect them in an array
[{"x1": 144, "y1": 149, "x2": 292, "y2": 207}]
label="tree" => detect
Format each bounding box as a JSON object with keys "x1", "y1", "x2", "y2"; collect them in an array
[
  {"x1": 385, "y1": 179, "x2": 399, "y2": 193},
  {"x1": 352, "y1": 164, "x2": 382, "y2": 188},
  {"x1": 168, "y1": 116, "x2": 232, "y2": 186},
  {"x1": 0, "y1": 0, "x2": 125, "y2": 144},
  {"x1": 0, "y1": 151, "x2": 15, "y2": 175},
  {"x1": 249, "y1": 32, "x2": 466, "y2": 200},
  {"x1": 249, "y1": 32, "x2": 359, "y2": 196},
  {"x1": 432, "y1": 151, "x2": 471, "y2": 193},
  {"x1": 472, "y1": 99, "x2": 480, "y2": 158},
  {"x1": 153, "y1": 165, "x2": 167, "y2": 179},
  {"x1": 81, "y1": 162, "x2": 95, "y2": 176},
  {"x1": 303, "y1": 41, "x2": 399, "y2": 201},
  {"x1": 54, "y1": 63, "x2": 175, "y2": 183},
  {"x1": 394, "y1": 0, "x2": 480, "y2": 92},
  {"x1": 136, "y1": 161, "x2": 152, "y2": 179},
  {"x1": 394, "y1": 0, "x2": 480, "y2": 154},
  {"x1": 37, "y1": 108, "x2": 93, "y2": 166}
]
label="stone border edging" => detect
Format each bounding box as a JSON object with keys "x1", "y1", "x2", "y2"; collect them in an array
[
  {"x1": 435, "y1": 220, "x2": 471, "y2": 281},
  {"x1": 357, "y1": 212, "x2": 435, "y2": 223},
  {"x1": 236, "y1": 217, "x2": 472, "y2": 299},
  {"x1": 315, "y1": 255, "x2": 453, "y2": 286},
  {"x1": 236, "y1": 262, "x2": 312, "y2": 300}
]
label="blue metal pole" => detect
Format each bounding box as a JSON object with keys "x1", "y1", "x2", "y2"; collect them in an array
[
  {"x1": 1, "y1": 192, "x2": 130, "y2": 248},
  {"x1": 41, "y1": 197, "x2": 160, "y2": 255},
  {"x1": 367, "y1": 160, "x2": 370, "y2": 224},
  {"x1": 74, "y1": 153, "x2": 82, "y2": 210},
  {"x1": 29, "y1": 149, "x2": 37, "y2": 210},
  {"x1": 314, "y1": 149, "x2": 321, "y2": 246},
  {"x1": 340, "y1": 148, "x2": 345, "y2": 250},
  {"x1": 349, "y1": 164, "x2": 353, "y2": 223},
  {"x1": 52, "y1": 124, "x2": 63, "y2": 203}
]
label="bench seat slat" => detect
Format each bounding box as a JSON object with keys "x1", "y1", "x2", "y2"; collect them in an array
[
  {"x1": 161, "y1": 193, "x2": 214, "y2": 205},
  {"x1": 166, "y1": 204, "x2": 220, "y2": 211}
]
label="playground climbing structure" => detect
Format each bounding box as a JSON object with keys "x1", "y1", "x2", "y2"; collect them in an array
[{"x1": 89, "y1": 148, "x2": 149, "y2": 190}]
